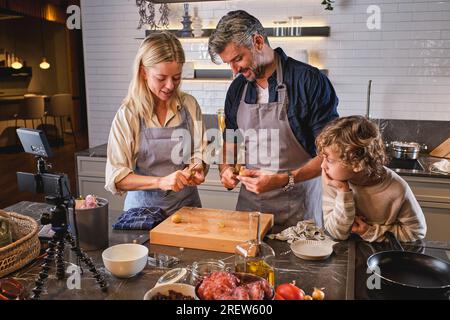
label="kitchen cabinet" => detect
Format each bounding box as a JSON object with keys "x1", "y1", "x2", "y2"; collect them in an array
[
  {"x1": 401, "y1": 175, "x2": 450, "y2": 242},
  {"x1": 197, "y1": 165, "x2": 240, "y2": 210}
]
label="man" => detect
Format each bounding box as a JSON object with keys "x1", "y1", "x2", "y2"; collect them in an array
[{"x1": 208, "y1": 10, "x2": 339, "y2": 227}]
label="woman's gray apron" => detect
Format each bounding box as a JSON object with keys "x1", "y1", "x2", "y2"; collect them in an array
[
  {"x1": 124, "y1": 105, "x2": 201, "y2": 215},
  {"x1": 236, "y1": 56, "x2": 322, "y2": 227}
]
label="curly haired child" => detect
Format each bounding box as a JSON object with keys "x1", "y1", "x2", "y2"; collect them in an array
[{"x1": 316, "y1": 116, "x2": 426, "y2": 242}]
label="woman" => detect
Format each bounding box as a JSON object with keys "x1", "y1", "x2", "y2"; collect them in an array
[{"x1": 105, "y1": 31, "x2": 207, "y2": 215}]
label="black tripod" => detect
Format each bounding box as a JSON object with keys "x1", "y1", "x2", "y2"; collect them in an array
[{"x1": 31, "y1": 197, "x2": 108, "y2": 300}]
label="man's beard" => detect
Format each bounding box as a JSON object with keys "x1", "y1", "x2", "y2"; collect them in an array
[{"x1": 242, "y1": 51, "x2": 267, "y2": 81}]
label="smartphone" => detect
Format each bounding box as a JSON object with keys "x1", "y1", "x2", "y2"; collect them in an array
[{"x1": 148, "y1": 253, "x2": 180, "y2": 268}]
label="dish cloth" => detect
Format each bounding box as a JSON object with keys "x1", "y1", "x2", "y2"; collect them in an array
[
  {"x1": 268, "y1": 220, "x2": 330, "y2": 243},
  {"x1": 113, "y1": 207, "x2": 167, "y2": 230},
  {"x1": 430, "y1": 159, "x2": 450, "y2": 175}
]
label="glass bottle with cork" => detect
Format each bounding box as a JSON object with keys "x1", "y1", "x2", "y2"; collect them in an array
[{"x1": 234, "y1": 212, "x2": 275, "y2": 286}]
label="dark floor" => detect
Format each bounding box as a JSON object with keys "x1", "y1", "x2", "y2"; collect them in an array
[{"x1": 0, "y1": 131, "x2": 89, "y2": 209}]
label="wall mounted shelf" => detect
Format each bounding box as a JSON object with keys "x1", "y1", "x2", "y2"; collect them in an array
[
  {"x1": 0, "y1": 67, "x2": 32, "y2": 78},
  {"x1": 145, "y1": 26, "x2": 330, "y2": 39}
]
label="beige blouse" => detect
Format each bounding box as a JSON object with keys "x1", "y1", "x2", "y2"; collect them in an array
[{"x1": 105, "y1": 92, "x2": 208, "y2": 195}]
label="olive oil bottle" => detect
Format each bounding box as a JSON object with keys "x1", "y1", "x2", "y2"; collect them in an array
[{"x1": 234, "y1": 212, "x2": 275, "y2": 286}]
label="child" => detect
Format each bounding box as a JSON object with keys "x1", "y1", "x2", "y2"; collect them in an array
[{"x1": 316, "y1": 116, "x2": 426, "y2": 242}]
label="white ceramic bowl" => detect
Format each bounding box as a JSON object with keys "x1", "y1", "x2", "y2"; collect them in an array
[
  {"x1": 143, "y1": 283, "x2": 195, "y2": 300},
  {"x1": 102, "y1": 243, "x2": 148, "y2": 278}
]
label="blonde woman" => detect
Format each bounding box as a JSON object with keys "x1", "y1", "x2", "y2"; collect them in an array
[
  {"x1": 105, "y1": 31, "x2": 206, "y2": 215},
  {"x1": 316, "y1": 116, "x2": 426, "y2": 242}
]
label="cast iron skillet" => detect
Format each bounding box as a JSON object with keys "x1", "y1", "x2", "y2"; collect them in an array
[{"x1": 367, "y1": 232, "x2": 450, "y2": 296}]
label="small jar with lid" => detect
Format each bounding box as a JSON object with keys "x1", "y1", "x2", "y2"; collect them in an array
[{"x1": 189, "y1": 259, "x2": 226, "y2": 285}]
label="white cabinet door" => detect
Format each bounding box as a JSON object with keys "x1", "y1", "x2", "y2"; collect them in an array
[
  {"x1": 420, "y1": 201, "x2": 450, "y2": 242},
  {"x1": 198, "y1": 165, "x2": 240, "y2": 210}
]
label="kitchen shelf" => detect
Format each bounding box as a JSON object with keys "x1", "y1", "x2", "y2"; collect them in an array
[
  {"x1": 145, "y1": 26, "x2": 330, "y2": 39},
  {"x1": 0, "y1": 67, "x2": 32, "y2": 78}
]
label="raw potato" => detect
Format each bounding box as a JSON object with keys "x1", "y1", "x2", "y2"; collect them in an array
[{"x1": 171, "y1": 213, "x2": 182, "y2": 224}]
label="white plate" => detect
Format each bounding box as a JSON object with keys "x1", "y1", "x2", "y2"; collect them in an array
[{"x1": 290, "y1": 240, "x2": 337, "y2": 261}]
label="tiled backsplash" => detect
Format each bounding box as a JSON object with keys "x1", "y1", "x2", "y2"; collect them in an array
[
  {"x1": 80, "y1": 0, "x2": 450, "y2": 147},
  {"x1": 204, "y1": 115, "x2": 450, "y2": 151}
]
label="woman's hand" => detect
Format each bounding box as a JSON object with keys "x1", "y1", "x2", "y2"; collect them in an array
[
  {"x1": 158, "y1": 170, "x2": 190, "y2": 192},
  {"x1": 351, "y1": 216, "x2": 370, "y2": 235},
  {"x1": 186, "y1": 163, "x2": 205, "y2": 186},
  {"x1": 322, "y1": 170, "x2": 350, "y2": 192}
]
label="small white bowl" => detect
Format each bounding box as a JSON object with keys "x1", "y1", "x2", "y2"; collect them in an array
[
  {"x1": 102, "y1": 243, "x2": 148, "y2": 278},
  {"x1": 143, "y1": 283, "x2": 195, "y2": 300}
]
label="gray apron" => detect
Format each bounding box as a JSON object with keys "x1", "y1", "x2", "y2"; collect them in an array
[
  {"x1": 236, "y1": 56, "x2": 322, "y2": 227},
  {"x1": 124, "y1": 105, "x2": 201, "y2": 215}
]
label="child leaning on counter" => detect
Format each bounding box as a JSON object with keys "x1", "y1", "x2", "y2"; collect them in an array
[{"x1": 316, "y1": 116, "x2": 427, "y2": 243}]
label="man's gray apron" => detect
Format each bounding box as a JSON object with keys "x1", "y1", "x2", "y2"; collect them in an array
[
  {"x1": 236, "y1": 56, "x2": 322, "y2": 227},
  {"x1": 124, "y1": 105, "x2": 201, "y2": 215}
]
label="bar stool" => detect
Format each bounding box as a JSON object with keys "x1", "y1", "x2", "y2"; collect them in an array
[
  {"x1": 45, "y1": 93, "x2": 77, "y2": 147},
  {"x1": 14, "y1": 96, "x2": 45, "y2": 130}
]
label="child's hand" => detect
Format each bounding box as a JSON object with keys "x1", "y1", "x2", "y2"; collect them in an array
[
  {"x1": 351, "y1": 216, "x2": 369, "y2": 235},
  {"x1": 322, "y1": 170, "x2": 350, "y2": 192}
]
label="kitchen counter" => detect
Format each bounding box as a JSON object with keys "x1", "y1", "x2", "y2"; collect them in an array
[
  {"x1": 3, "y1": 201, "x2": 350, "y2": 300},
  {"x1": 3, "y1": 201, "x2": 449, "y2": 300}
]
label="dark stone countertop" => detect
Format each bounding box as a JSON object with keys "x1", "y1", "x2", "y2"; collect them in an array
[
  {"x1": 3, "y1": 201, "x2": 450, "y2": 300},
  {"x1": 3, "y1": 201, "x2": 351, "y2": 300},
  {"x1": 75, "y1": 143, "x2": 108, "y2": 158}
]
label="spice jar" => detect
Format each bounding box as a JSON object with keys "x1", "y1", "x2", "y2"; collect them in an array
[{"x1": 190, "y1": 259, "x2": 226, "y2": 285}]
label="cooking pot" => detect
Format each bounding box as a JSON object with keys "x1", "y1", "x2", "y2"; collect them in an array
[{"x1": 387, "y1": 141, "x2": 421, "y2": 160}]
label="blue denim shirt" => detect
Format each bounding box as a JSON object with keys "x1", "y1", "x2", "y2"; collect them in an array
[{"x1": 224, "y1": 47, "x2": 339, "y2": 157}]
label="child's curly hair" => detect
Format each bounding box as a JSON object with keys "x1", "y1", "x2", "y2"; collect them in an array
[{"x1": 316, "y1": 116, "x2": 387, "y2": 179}]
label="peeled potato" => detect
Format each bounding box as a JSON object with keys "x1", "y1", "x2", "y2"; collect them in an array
[
  {"x1": 239, "y1": 166, "x2": 248, "y2": 176},
  {"x1": 171, "y1": 213, "x2": 182, "y2": 224}
]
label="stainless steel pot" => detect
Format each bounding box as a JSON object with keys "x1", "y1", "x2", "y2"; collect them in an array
[{"x1": 388, "y1": 141, "x2": 421, "y2": 160}]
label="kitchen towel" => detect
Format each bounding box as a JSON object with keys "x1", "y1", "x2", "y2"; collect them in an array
[
  {"x1": 431, "y1": 159, "x2": 450, "y2": 174},
  {"x1": 113, "y1": 207, "x2": 168, "y2": 230},
  {"x1": 268, "y1": 220, "x2": 330, "y2": 243}
]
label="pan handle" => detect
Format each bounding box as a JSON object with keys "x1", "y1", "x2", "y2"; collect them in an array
[{"x1": 384, "y1": 231, "x2": 405, "y2": 252}]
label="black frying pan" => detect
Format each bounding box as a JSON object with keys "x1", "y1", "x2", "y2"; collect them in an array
[{"x1": 367, "y1": 232, "x2": 450, "y2": 296}]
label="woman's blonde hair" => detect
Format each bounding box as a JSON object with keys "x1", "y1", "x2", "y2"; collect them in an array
[
  {"x1": 123, "y1": 31, "x2": 185, "y2": 121},
  {"x1": 316, "y1": 116, "x2": 387, "y2": 179}
]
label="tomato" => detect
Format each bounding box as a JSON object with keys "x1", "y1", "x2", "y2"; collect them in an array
[
  {"x1": 275, "y1": 282, "x2": 305, "y2": 300},
  {"x1": 274, "y1": 292, "x2": 285, "y2": 300}
]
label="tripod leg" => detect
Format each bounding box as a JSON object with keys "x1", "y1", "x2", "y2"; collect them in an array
[
  {"x1": 31, "y1": 238, "x2": 57, "y2": 300},
  {"x1": 55, "y1": 239, "x2": 66, "y2": 280},
  {"x1": 66, "y1": 233, "x2": 108, "y2": 292}
]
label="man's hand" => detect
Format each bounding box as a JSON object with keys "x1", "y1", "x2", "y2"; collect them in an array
[
  {"x1": 322, "y1": 170, "x2": 350, "y2": 192},
  {"x1": 236, "y1": 169, "x2": 288, "y2": 194},
  {"x1": 220, "y1": 165, "x2": 239, "y2": 190},
  {"x1": 351, "y1": 216, "x2": 370, "y2": 235}
]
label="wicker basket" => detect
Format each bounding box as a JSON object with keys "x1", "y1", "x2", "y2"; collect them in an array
[{"x1": 0, "y1": 210, "x2": 41, "y2": 278}]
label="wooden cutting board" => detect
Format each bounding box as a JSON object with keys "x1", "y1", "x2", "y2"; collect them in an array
[
  {"x1": 430, "y1": 137, "x2": 450, "y2": 159},
  {"x1": 150, "y1": 207, "x2": 274, "y2": 253}
]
